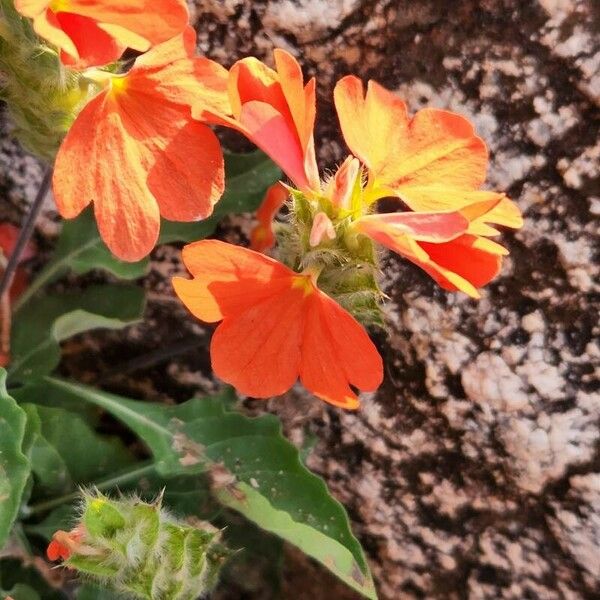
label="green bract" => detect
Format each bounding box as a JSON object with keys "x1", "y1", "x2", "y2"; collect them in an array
[{"x1": 64, "y1": 491, "x2": 231, "y2": 600}]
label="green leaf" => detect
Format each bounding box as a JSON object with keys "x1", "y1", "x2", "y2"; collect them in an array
[
  {"x1": 9, "y1": 284, "x2": 145, "y2": 382},
  {"x1": 158, "y1": 150, "x2": 281, "y2": 243},
  {"x1": 23, "y1": 504, "x2": 73, "y2": 541},
  {"x1": 0, "y1": 369, "x2": 30, "y2": 548},
  {"x1": 42, "y1": 378, "x2": 377, "y2": 599},
  {"x1": 23, "y1": 404, "x2": 135, "y2": 495},
  {"x1": 14, "y1": 209, "x2": 148, "y2": 311}
]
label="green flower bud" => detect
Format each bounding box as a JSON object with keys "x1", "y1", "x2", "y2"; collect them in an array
[
  {"x1": 277, "y1": 188, "x2": 385, "y2": 327},
  {"x1": 49, "y1": 491, "x2": 231, "y2": 600}
]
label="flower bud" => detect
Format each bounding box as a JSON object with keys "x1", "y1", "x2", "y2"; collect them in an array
[{"x1": 48, "y1": 491, "x2": 231, "y2": 600}]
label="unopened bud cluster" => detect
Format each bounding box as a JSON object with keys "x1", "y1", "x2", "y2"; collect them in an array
[
  {"x1": 277, "y1": 177, "x2": 385, "y2": 327},
  {"x1": 52, "y1": 491, "x2": 231, "y2": 600}
]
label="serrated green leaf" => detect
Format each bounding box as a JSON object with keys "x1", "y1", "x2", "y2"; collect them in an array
[
  {"x1": 158, "y1": 150, "x2": 281, "y2": 243},
  {"x1": 41, "y1": 378, "x2": 377, "y2": 599},
  {"x1": 9, "y1": 284, "x2": 145, "y2": 382},
  {"x1": 0, "y1": 370, "x2": 30, "y2": 548}
]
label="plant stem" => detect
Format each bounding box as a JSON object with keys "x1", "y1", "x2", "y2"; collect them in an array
[
  {"x1": 23, "y1": 461, "x2": 156, "y2": 517},
  {"x1": 0, "y1": 165, "x2": 52, "y2": 300},
  {"x1": 12, "y1": 259, "x2": 61, "y2": 312}
]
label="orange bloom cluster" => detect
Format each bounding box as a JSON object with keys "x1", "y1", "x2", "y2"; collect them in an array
[{"x1": 15, "y1": 3, "x2": 523, "y2": 408}]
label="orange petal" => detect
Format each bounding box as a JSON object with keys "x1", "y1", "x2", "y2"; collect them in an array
[
  {"x1": 18, "y1": 0, "x2": 188, "y2": 69},
  {"x1": 300, "y1": 292, "x2": 383, "y2": 409},
  {"x1": 211, "y1": 286, "x2": 305, "y2": 397},
  {"x1": 250, "y1": 182, "x2": 289, "y2": 253},
  {"x1": 273, "y1": 50, "x2": 310, "y2": 147},
  {"x1": 335, "y1": 77, "x2": 488, "y2": 192},
  {"x1": 55, "y1": 11, "x2": 123, "y2": 69},
  {"x1": 392, "y1": 108, "x2": 488, "y2": 189},
  {"x1": 173, "y1": 240, "x2": 383, "y2": 406},
  {"x1": 334, "y1": 77, "x2": 409, "y2": 182},
  {"x1": 356, "y1": 210, "x2": 469, "y2": 246},
  {"x1": 273, "y1": 50, "x2": 319, "y2": 186},
  {"x1": 147, "y1": 121, "x2": 224, "y2": 222},
  {"x1": 174, "y1": 239, "x2": 293, "y2": 322},
  {"x1": 54, "y1": 91, "x2": 161, "y2": 261},
  {"x1": 47, "y1": 539, "x2": 69, "y2": 561},
  {"x1": 54, "y1": 34, "x2": 227, "y2": 261},
  {"x1": 228, "y1": 57, "x2": 290, "y2": 119},
  {"x1": 61, "y1": 0, "x2": 188, "y2": 50},
  {"x1": 130, "y1": 30, "x2": 230, "y2": 114},
  {"x1": 419, "y1": 235, "x2": 504, "y2": 293},
  {"x1": 13, "y1": 0, "x2": 48, "y2": 18},
  {"x1": 0, "y1": 223, "x2": 35, "y2": 263},
  {"x1": 224, "y1": 53, "x2": 318, "y2": 190},
  {"x1": 30, "y1": 9, "x2": 79, "y2": 60},
  {"x1": 239, "y1": 101, "x2": 311, "y2": 189}
]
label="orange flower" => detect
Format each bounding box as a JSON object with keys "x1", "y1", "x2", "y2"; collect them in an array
[
  {"x1": 14, "y1": 0, "x2": 189, "y2": 69},
  {"x1": 47, "y1": 526, "x2": 85, "y2": 561},
  {"x1": 208, "y1": 51, "x2": 521, "y2": 296},
  {"x1": 334, "y1": 77, "x2": 523, "y2": 296},
  {"x1": 173, "y1": 240, "x2": 383, "y2": 409},
  {"x1": 53, "y1": 28, "x2": 230, "y2": 261},
  {"x1": 249, "y1": 182, "x2": 289, "y2": 253},
  {"x1": 197, "y1": 49, "x2": 320, "y2": 192}
]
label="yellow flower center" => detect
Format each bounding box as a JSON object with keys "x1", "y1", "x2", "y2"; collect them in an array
[
  {"x1": 292, "y1": 275, "x2": 315, "y2": 297},
  {"x1": 49, "y1": 0, "x2": 71, "y2": 13},
  {"x1": 110, "y1": 75, "x2": 129, "y2": 96}
]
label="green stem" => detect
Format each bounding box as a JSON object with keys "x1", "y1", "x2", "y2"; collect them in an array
[
  {"x1": 12, "y1": 260, "x2": 63, "y2": 312},
  {"x1": 23, "y1": 462, "x2": 156, "y2": 517}
]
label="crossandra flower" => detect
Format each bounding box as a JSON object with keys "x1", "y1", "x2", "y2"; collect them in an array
[
  {"x1": 333, "y1": 76, "x2": 523, "y2": 296},
  {"x1": 53, "y1": 28, "x2": 230, "y2": 261},
  {"x1": 196, "y1": 49, "x2": 320, "y2": 192},
  {"x1": 14, "y1": 0, "x2": 189, "y2": 69},
  {"x1": 215, "y1": 51, "x2": 522, "y2": 298},
  {"x1": 173, "y1": 240, "x2": 383, "y2": 409}
]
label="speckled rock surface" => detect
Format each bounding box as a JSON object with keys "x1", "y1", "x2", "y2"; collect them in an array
[{"x1": 1, "y1": 1, "x2": 599, "y2": 598}]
